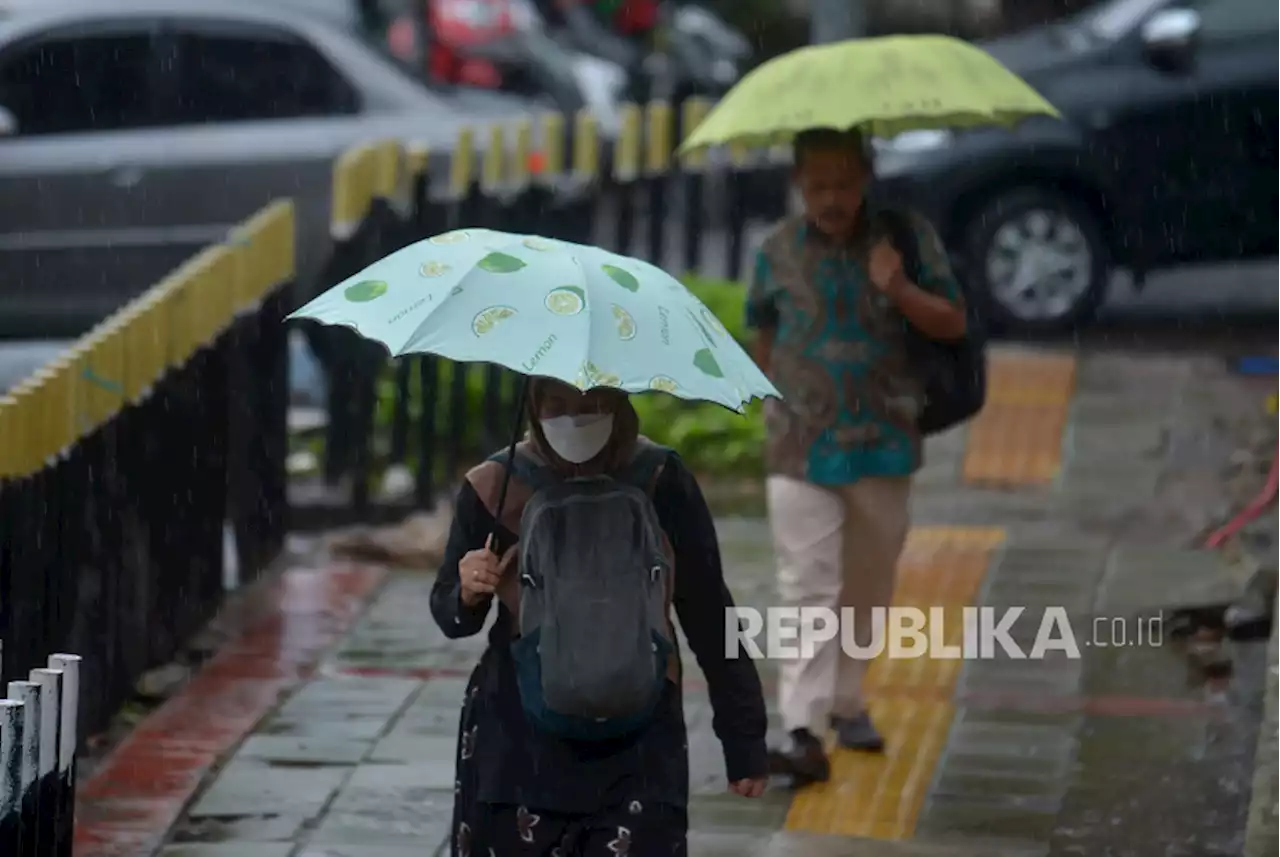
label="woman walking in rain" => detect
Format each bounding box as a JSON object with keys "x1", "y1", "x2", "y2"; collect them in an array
[{"x1": 431, "y1": 378, "x2": 770, "y2": 856}]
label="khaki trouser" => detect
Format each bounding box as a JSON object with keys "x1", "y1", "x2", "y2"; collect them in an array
[{"x1": 766, "y1": 474, "x2": 912, "y2": 736}]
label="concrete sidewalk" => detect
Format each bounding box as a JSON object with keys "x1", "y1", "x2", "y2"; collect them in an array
[{"x1": 75, "y1": 345, "x2": 1274, "y2": 857}]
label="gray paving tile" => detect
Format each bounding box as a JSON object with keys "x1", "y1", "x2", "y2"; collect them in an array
[
  {"x1": 688, "y1": 792, "x2": 791, "y2": 832},
  {"x1": 160, "y1": 846, "x2": 294, "y2": 857},
  {"x1": 188, "y1": 761, "x2": 349, "y2": 819},
  {"x1": 333, "y1": 760, "x2": 457, "y2": 803},
  {"x1": 298, "y1": 846, "x2": 444, "y2": 857},
  {"x1": 261, "y1": 716, "x2": 393, "y2": 741},
  {"x1": 235, "y1": 734, "x2": 372, "y2": 766},
  {"x1": 368, "y1": 733, "x2": 456, "y2": 764},
  {"x1": 275, "y1": 676, "x2": 421, "y2": 721},
  {"x1": 174, "y1": 813, "x2": 310, "y2": 842},
  {"x1": 308, "y1": 790, "x2": 454, "y2": 848}
]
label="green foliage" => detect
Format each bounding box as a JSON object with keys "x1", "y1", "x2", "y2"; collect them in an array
[{"x1": 370, "y1": 274, "x2": 764, "y2": 477}]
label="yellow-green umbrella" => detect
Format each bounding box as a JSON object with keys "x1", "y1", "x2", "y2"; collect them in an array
[{"x1": 678, "y1": 34, "x2": 1059, "y2": 156}]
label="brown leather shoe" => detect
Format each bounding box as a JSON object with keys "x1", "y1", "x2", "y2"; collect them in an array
[{"x1": 767, "y1": 728, "x2": 830, "y2": 787}]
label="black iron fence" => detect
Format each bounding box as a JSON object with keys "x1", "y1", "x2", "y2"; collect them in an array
[
  {"x1": 0, "y1": 203, "x2": 294, "y2": 740},
  {"x1": 0, "y1": 652, "x2": 80, "y2": 857}
]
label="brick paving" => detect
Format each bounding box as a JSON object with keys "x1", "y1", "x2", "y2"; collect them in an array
[{"x1": 75, "y1": 345, "x2": 1273, "y2": 856}]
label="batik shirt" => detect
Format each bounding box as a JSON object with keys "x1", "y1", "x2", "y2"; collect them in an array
[{"x1": 745, "y1": 210, "x2": 960, "y2": 486}]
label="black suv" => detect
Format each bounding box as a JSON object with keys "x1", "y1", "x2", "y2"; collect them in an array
[{"x1": 873, "y1": 0, "x2": 1278, "y2": 332}]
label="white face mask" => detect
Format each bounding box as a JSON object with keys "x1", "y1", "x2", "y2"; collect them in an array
[{"x1": 539, "y1": 413, "x2": 614, "y2": 464}]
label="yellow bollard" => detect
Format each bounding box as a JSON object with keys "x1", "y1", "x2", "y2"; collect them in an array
[
  {"x1": 0, "y1": 396, "x2": 14, "y2": 478},
  {"x1": 614, "y1": 104, "x2": 641, "y2": 182},
  {"x1": 573, "y1": 110, "x2": 600, "y2": 179},
  {"x1": 540, "y1": 113, "x2": 565, "y2": 180},
  {"x1": 680, "y1": 97, "x2": 712, "y2": 170},
  {"x1": 7, "y1": 384, "x2": 36, "y2": 477},
  {"x1": 482, "y1": 124, "x2": 505, "y2": 193},
  {"x1": 512, "y1": 118, "x2": 532, "y2": 190},
  {"x1": 644, "y1": 101, "x2": 673, "y2": 176},
  {"x1": 330, "y1": 144, "x2": 377, "y2": 240},
  {"x1": 451, "y1": 126, "x2": 475, "y2": 198}
]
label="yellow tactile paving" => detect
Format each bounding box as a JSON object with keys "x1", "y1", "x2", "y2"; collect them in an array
[
  {"x1": 963, "y1": 350, "x2": 1078, "y2": 486},
  {"x1": 784, "y1": 526, "x2": 1006, "y2": 839}
]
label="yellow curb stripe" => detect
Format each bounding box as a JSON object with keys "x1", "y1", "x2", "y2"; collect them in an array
[
  {"x1": 963, "y1": 350, "x2": 1077, "y2": 486},
  {"x1": 783, "y1": 526, "x2": 1006, "y2": 838}
]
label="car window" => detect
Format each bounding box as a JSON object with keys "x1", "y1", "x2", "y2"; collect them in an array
[
  {"x1": 0, "y1": 31, "x2": 154, "y2": 136},
  {"x1": 1190, "y1": 0, "x2": 1279, "y2": 40},
  {"x1": 166, "y1": 26, "x2": 360, "y2": 124}
]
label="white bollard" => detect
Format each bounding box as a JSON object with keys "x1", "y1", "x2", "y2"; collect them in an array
[
  {"x1": 29, "y1": 668, "x2": 62, "y2": 857},
  {"x1": 45, "y1": 657, "x2": 78, "y2": 781},
  {"x1": 47, "y1": 655, "x2": 79, "y2": 857},
  {"x1": 5, "y1": 685, "x2": 40, "y2": 818},
  {"x1": 1, "y1": 698, "x2": 23, "y2": 853}
]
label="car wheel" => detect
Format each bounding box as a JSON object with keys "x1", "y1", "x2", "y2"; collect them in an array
[{"x1": 962, "y1": 187, "x2": 1109, "y2": 334}]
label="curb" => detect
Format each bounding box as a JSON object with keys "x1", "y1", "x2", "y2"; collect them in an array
[
  {"x1": 1243, "y1": 594, "x2": 1279, "y2": 857},
  {"x1": 74, "y1": 563, "x2": 387, "y2": 857}
]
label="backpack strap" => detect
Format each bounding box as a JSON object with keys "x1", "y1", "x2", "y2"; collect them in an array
[
  {"x1": 875, "y1": 208, "x2": 924, "y2": 287},
  {"x1": 486, "y1": 448, "x2": 558, "y2": 492},
  {"x1": 614, "y1": 440, "x2": 673, "y2": 494}
]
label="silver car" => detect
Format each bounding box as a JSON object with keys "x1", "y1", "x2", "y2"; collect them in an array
[{"x1": 0, "y1": 0, "x2": 548, "y2": 338}]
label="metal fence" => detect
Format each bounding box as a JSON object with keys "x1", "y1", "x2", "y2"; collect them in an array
[
  {"x1": 0, "y1": 651, "x2": 80, "y2": 857},
  {"x1": 292, "y1": 99, "x2": 789, "y2": 525},
  {"x1": 0, "y1": 204, "x2": 294, "y2": 739}
]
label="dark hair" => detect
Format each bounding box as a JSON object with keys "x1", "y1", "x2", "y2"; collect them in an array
[{"x1": 793, "y1": 127, "x2": 874, "y2": 170}]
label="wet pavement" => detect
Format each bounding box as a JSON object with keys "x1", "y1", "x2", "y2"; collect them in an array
[{"x1": 73, "y1": 342, "x2": 1274, "y2": 857}]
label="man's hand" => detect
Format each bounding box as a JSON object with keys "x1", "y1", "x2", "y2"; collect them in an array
[
  {"x1": 868, "y1": 239, "x2": 908, "y2": 296},
  {"x1": 728, "y1": 778, "x2": 767, "y2": 798},
  {"x1": 458, "y1": 534, "x2": 517, "y2": 607}
]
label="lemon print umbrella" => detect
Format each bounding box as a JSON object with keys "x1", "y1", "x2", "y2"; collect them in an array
[
  {"x1": 287, "y1": 229, "x2": 779, "y2": 413},
  {"x1": 678, "y1": 34, "x2": 1059, "y2": 156}
]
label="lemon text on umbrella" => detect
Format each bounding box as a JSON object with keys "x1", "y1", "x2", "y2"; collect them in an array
[{"x1": 522, "y1": 333, "x2": 559, "y2": 373}]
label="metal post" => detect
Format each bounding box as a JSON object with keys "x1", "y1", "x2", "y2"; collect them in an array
[
  {"x1": 29, "y1": 669, "x2": 61, "y2": 857},
  {"x1": 1, "y1": 699, "x2": 23, "y2": 856},
  {"x1": 6, "y1": 681, "x2": 40, "y2": 857},
  {"x1": 810, "y1": 0, "x2": 865, "y2": 43},
  {"x1": 48, "y1": 655, "x2": 79, "y2": 857}
]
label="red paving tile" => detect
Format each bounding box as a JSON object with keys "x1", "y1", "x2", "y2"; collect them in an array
[{"x1": 74, "y1": 564, "x2": 386, "y2": 857}]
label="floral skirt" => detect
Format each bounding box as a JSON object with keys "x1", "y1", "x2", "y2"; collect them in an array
[{"x1": 450, "y1": 668, "x2": 688, "y2": 857}]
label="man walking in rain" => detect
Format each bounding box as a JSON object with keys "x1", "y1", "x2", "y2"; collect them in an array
[{"x1": 747, "y1": 127, "x2": 968, "y2": 785}]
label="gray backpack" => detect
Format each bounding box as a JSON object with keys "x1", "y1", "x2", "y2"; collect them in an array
[{"x1": 493, "y1": 441, "x2": 675, "y2": 741}]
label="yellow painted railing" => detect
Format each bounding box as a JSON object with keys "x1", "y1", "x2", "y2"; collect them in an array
[{"x1": 0, "y1": 200, "x2": 296, "y2": 482}]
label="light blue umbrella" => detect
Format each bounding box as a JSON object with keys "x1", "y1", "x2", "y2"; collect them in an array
[{"x1": 288, "y1": 228, "x2": 780, "y2": 412}]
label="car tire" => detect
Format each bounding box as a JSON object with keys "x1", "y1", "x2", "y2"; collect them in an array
[{"x1": 962, "y1": 187, "x2": 1109, "y2": 335}]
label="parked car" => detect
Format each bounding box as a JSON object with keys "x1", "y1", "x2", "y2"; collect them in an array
[
  {"x1": 872, "y1": 0, "x2": 1278, "y2": 332},
  {"x1": 0, "y1": 0, "x2": 552, "y2": 338}
]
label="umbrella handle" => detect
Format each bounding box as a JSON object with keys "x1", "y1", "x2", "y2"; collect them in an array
[{"x1": 490, "y1": 374, "x2": 531, "y2": 555}]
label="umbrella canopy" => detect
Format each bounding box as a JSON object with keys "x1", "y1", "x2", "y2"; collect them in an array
[
  {"x1": 288, "y1": 229, "x2": 779, "y2": 413},
  {"x1": 678, "y1": 34, "x2": 1059, "y2": 155}
]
